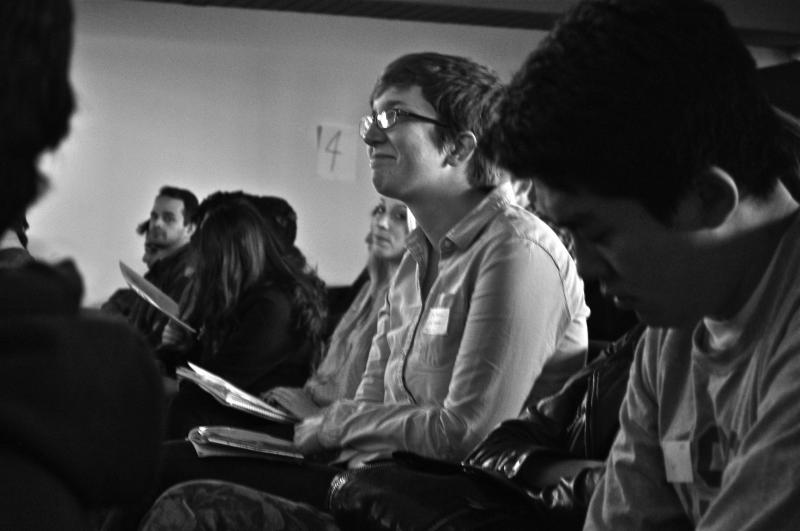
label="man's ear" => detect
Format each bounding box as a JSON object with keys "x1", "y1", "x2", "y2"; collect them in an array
[
  {"x1": 185, "y1": 222, "x2": 197, "y2": 238},
  {"x1": 673, "y1": 166, "x2": 739, "y2": 230},
  {"x1": 445, "y1": 131, "x2": 477, "y2": 166}
]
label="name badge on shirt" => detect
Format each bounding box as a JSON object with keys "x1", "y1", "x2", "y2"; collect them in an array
[
  {"x1": 423, "y1": 294, "x2": 452, "y2": 336},
  {"x1": 662, "y1": 440, "x2": 694, "y2": 483}
]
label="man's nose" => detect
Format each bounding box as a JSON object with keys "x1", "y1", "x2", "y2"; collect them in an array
[{"x1": 363, "y1": 121, "x2": 387, "y2": 146}]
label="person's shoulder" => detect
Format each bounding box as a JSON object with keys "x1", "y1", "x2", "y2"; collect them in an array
[
  {"x1": 635, "y1": 325, "x2": 697, "y2": 386},
  {"x1": 0, "y1": 247, "x2": 33, "y2": 268},
  {"x1": 0, "y1": 259, "x2": 83, "y2": 317},
  {"x1": 489, "y1": 204, "x2": 576, "y2": 267}
]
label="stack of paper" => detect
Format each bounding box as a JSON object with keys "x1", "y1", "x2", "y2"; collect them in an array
[{"x1": 188, "y1": 425, "x2": 303, "y2": 461}]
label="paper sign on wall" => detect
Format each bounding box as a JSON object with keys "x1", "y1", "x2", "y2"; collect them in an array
[{"x1": 316, "y1": 123, "x2": 357, "y2": 181}]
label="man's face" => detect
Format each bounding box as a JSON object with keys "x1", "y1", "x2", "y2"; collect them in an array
[
  {"x1": 533, "y1": 180, "x2": 711, "y2": 327},
  {"x1": 363, "y1": 85, "x2": 447, "y2": 202},
  {"x1": 148, "y1": 195, "x2": 193, "y2": 253}
]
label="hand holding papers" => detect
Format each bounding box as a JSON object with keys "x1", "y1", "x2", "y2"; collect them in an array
[
  {"x1": 261, "y1": 387, "x2": 323, "y2": 421},
  {"x1": 176, "y1": 362, "x2": 298, "y2": 424},
  {"x1": 119, "y1": 261, "x2": 196, "y2": 334}
]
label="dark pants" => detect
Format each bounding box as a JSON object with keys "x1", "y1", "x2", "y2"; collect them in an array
[
  {"x1": 158, "y1": 440, "x2": 342, "y2": 507},
  {"x1": 102, "y1": 440, "x2": 342, "y2": 530}
]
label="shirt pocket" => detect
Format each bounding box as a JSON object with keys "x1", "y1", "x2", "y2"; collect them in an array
[{"x1": 414, "y1": 306, "x2": 466, "y2": 369}]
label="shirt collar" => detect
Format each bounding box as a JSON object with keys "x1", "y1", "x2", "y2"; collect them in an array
[{"x1": 406, "y1": 181, "x2": 515, "y2": 260}]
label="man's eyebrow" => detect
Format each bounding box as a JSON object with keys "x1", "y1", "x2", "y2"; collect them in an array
[{"x1": 374, "y1": 99, "x2": 410, "y2": 111}]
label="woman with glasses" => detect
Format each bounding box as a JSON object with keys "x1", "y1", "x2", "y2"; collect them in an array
[
  {"x1": 131, "y1": 53, "x2": 588, "y2": 528},
  {"x1": 292, "y1": 51, "x2": 588, "y2": 465}
]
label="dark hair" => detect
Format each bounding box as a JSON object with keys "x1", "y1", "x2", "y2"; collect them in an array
[
  {"x1": 189, "y1": 198, "x2": 326, "y2": 357},
  {"x1": 484, "y1": 0, "x2": 793, "y2": 222},
  {"x1": 196, "y1": 191, "x2": 298, "y2": 247},
  {"x1": 135, "y1": 218, "x2": 149, "y2": 235},
  {"x1": 158, "y1": 186, "x2": 199, "y2": 226},
  {"x1": 372, "y1": 52, "x2": 505, "y2": 189},
  {"x1": 0, "y1": 0, "x2": 75, "y2": 233}
]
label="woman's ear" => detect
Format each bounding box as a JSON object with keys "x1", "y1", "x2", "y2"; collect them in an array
[
  {"x1": 445, "y1": 131, "x2": 477, "y2": 166},
  {"x1": 673, "y1": 166, "x2": 739, "y2": 230}
]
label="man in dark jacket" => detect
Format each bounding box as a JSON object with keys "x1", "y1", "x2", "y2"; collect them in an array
[{"x1": 104, "y1": 185, "x2": 198, "y2": 347}]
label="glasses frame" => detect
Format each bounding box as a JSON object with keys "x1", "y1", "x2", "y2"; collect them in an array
[{"x1": 359, "y1": 108, "x2": 449, "y2": 140}]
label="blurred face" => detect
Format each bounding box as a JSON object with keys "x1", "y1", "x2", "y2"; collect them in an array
[
  {"x1": 148, "y1": 195, "x2": 194, "y2": 253},
  {"x1": 369, "y1": 197, "x2": 409, "y2": 261},
  {"x1": 362, "y1": 85, "x2": 446, "y2": 202},
  {"x1": 533, "y1": 180, "x2": 711, "y2": 327}
]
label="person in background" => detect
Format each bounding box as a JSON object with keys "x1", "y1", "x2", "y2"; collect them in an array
[
  {"x1": 131, "y1": 186, "x2": 198, "y2": 340},
  {"x1": 146, "y1": 186, "x2": 198, "y2": 261},
  {"x1": 163, "y1": 197, "x2": 327, "y2": 438},
  {"x1": 190, "y1": 190, "x2": 307, "y2": 276},
  {"x1": 102, "y1": 185, "x2": 198, "y2": 347},
  {"x1": 483, "y1": 0, "x2": 800, "y2": 528},
  {"x1": 0, "y1": 1, "x2": 164, "y2": 528},
  {"x1": 264, "y1": 196, "x2": 414, "y2": 420}
]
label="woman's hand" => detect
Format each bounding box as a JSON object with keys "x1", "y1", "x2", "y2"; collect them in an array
[
  {"x1": 161, "y1": 319, "x2": 186, "y2": 347},
  {"x1": 294, "y1": 414, "x2": 326, "y2": 455},
  {"x1": 262, "y1": 387, "x2": 321, "y2": 420}
]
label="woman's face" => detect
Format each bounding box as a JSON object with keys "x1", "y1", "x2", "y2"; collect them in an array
[{"x1": 369, "y1": 197, "x2": 410, "y2": 261}]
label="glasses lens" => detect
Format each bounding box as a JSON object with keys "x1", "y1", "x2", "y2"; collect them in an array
[
  {"x1": 376, "y1": 110, "x2": 395, "y2": 130},
  {"x1": 359, "y1": 114, "x2": 373, "y2": 140}
]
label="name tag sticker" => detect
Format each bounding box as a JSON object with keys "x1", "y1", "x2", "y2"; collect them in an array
[
  {"x1": 662, "y1": 440, "x2": 694, "y2": 483},
  {"x1": 423, "y1": 308, "x2": 450, "y2": 335}
]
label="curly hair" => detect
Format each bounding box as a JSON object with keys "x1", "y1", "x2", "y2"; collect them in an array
[{"x1": 483, "y1": 0, "x2": 791, "y2": 223}]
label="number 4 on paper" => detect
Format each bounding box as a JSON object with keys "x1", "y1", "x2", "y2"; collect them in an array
[{"x1": 316, "y1": 123, "x2": 356, "y2": 182}]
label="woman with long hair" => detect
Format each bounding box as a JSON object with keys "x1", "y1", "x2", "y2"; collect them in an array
[
  {"x1": 263, "y1": 196, "x2": 414, "y2": 420},
  {"x1": 165, "y1": 197, "x2": 327, "y2": 438}
]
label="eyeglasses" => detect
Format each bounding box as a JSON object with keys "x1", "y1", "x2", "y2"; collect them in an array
[{"x1": 359, "y1": 109, "x2": 449, "y2": 140}]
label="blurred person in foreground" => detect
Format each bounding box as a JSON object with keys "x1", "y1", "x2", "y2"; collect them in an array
[{"x1": 0, "y1": 1, "x2": 164, "y2": 529}]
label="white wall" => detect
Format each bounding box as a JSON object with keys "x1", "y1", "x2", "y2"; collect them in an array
[{"x1": 28, "y1": 0, "x2": 547, "y2": 306}]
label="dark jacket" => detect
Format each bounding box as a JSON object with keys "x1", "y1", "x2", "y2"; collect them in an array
[
  {"x1": 0, "y1": 260, "x2": 164, "y2": 530},
  {"x1": 165, "y1": 282, "x2": 315, "y2": 438},
  {"x1": 129, "y1": 244, "x2": 193, "y2": 347}
]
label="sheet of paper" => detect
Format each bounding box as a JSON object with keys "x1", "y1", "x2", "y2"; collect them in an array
[{"x1": 119, "y1": 260, "x2": 196, "y2": 334}]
